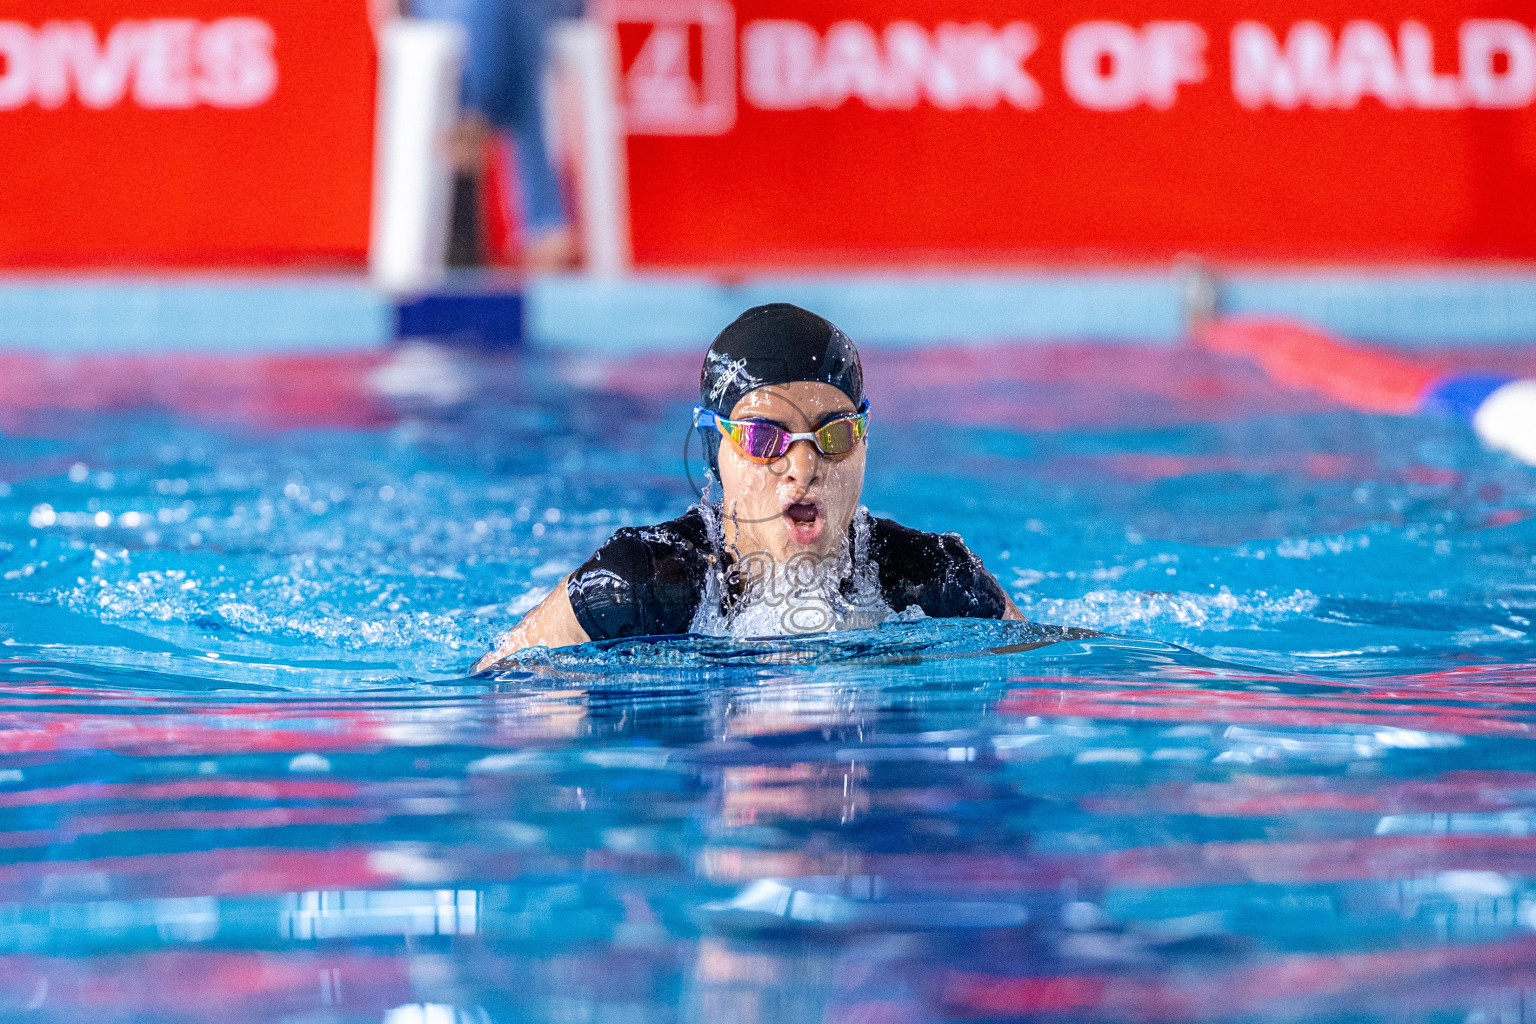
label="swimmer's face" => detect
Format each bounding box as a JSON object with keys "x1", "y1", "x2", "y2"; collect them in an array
[{"x1": 717, "y1": 381, "x2": 866, "y2": 562}]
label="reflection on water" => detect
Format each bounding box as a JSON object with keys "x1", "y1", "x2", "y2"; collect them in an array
[
  {"x1": 0, "y1": 344, "x2": 1533, "y2": 1022},
  {"x1": 0, "y1": 634, "x2": 1531, "y2": 1023}
]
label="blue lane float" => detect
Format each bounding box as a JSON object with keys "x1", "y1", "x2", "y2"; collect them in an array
[{"x1": 1432, "y1": 375, "x2": 1536, "y2": 467}]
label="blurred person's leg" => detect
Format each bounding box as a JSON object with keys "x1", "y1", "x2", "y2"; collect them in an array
[
  {"x1": 482, "y1": 0, "x2": 574, "y2": 271},
  {"x1": 411, "y1": 0, "x2": 498, "y2": 114},
  {"x1": 536, "y1": 0, "x2": 586, "y2": 268},
  {"x1": 409, "y1": 0, "x2": 575, "y2": 271},
  {"x1": 507, "y1": 122, "x2": 572, "y2": 271}
]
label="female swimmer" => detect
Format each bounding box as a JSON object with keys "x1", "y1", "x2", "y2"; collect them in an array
[{"x1": 474, "y1": 303, "x2": 1023, "y2": 669}]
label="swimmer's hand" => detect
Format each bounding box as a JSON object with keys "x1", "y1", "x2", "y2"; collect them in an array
[{"x1": 472, "y1": 575, "x2": 591, "y2": 673}]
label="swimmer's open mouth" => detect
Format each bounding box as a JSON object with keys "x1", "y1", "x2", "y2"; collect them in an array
[
  {"x1": 782, "y1": 500, "x2": 825, "y2": 544},
  {"x1": 783, "y1": 500, "x2": 821, "y2": 524}
]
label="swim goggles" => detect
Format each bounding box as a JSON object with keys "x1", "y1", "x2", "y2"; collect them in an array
[{"x1": 693, "y1": 399, "x2": 870, "y2": 463}]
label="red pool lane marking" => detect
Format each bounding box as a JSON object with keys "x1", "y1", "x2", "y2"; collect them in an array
[
  {"x1": 0, "y1": 710, "x2": 393, "y2": 754},
  {"x1": 0, "y1": 779, "x2": 358, "y2": 808},
  {"x1": 0, "y1": 950, "x2": 412, "y2": 1013},
  {"x1": 0, "y1": 696, "x2": 557, "y2": 758},
  {"x1": 0, "y1": 806, "x2": 377, "y2": 848},
  {"x1": 704, "y1": 835, "x2": 1536, "y2": 893},
  {"x1": 1083, "y1": 790, "x2": 1387, "y2": 815},
  {"x1": 942, "y1": 937, "x2": 1536, "y2": 1019},
  {"x1": 1083, "y1": 785, "x2": 1391, "y2": 817},
  {"x1": 942, "y1": 975, "x2": 1108, "y2": 1015},
  {"x1": 0, "y1": 842, "x2": 537, "y2": 904},
  {"x1": 998, "y1": 665, "x2": 1536, "y2": 706},
  {"x1": 996, "y1": 690, "x2": 1532, "y2": 738},
  {"x1": 991, "y1": 661, "x2": 1536, "y2": 697},
  {"x1": 0, "y1": 846, "x2": 393, "y2": 900},
  {"x1": 0, "y1": 352, "x2": 391, "y2": 430},
  {"x1": 1001, "y1": 683, "x2": 1536, "y2": 713},
  {"x1": 1084, "y1": 834, "x2": 1536, "y2": 888},
  {"x1": 1084, "y1": 769, "x2": 1536, "y2": 818}
]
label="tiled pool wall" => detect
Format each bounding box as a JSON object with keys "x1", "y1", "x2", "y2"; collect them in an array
[{"x1": 1, "y1": 268, "x2": 1535, "y2": 353}]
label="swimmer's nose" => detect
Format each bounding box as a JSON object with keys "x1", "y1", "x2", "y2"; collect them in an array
[{"x1": 779, "y1": 437, "x2": 821, "y2": 485}]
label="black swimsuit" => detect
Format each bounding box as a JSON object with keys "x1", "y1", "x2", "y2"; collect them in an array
[{"x1": 566, "y1": 507, "x2": 1008, "y2": 640}]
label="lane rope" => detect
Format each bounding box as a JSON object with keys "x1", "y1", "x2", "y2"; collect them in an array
[{"x1": 1200, "y1": 317, "x2": 1536, "y2": 466}]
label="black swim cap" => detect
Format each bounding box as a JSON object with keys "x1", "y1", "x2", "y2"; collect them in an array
[{"x1": 698, "y1": 303, "x2": 864, "y2": 477}]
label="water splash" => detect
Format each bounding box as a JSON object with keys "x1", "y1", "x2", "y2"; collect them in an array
[{"x1": 689, "y1": 505, "x2": 896, "y2": 638}]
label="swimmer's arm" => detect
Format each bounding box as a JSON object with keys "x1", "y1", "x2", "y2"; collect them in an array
[{"x1": 471, "y1": 576, "x2": 590, "y2": 672}]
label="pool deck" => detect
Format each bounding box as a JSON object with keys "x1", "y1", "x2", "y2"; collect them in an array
[{"x1": 1, "y1": 268, "x2": 1534, "y2": 353}]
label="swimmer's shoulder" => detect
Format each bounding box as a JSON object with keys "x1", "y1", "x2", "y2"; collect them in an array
[
  {"x1": 584, "y1": 506, "x2": 711, "y2": 559},
  {"x1": 864, "y1": 514, "x2": 977, "y2": 566},
  {"x1": 865, "y1": 515, "x2": 1007, "y2": 619},
  {"x1": 566, "y1": 507, "x2": 713, "y2": 639}
]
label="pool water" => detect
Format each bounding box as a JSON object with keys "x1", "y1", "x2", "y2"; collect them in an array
[{"x1": 1, "y1": 341, "x2": 1534, "y2": 1023}]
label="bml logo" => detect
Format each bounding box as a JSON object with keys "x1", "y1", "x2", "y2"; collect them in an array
[{"x1": 608, "y1": 0, "x2": 736, "y2": 135}]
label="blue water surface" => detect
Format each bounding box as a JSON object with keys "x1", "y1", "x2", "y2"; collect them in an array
[{"x1": 0, "y1": 343, "x2": 1534, "y2": 1023}]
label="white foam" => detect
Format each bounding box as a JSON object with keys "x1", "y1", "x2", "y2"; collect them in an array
[{"x1": 1013, "y1": 586, "x2": 1318, "y2": 633}]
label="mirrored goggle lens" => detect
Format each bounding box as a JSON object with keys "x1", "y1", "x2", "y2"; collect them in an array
[
  {"x1": 730, "y1": 421, "x2": 790, "y2": 461},
  {"x1": 813, "y1": 416, "x2": 863, "y2": 456}
]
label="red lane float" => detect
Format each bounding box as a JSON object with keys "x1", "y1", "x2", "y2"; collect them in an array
[{"x1": 1201, "y1": 317, "x2": 1536, "y2": 465}]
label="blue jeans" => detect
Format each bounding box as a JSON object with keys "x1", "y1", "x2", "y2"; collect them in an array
[{"x1": 412, "y1": 0, "x2": 568, "y2": 236}]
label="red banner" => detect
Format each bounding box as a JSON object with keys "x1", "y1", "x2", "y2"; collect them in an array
[
  {"x1": 611, "y1": 0, "x2": 1536, "y2": 266},
  {"x1": 0, "y1": 0, "x2": 375, "y2": 268}
]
